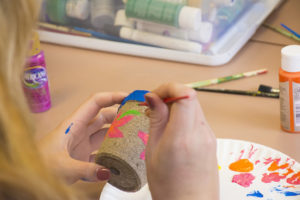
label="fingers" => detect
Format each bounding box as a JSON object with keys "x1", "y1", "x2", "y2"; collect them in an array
[
  {"x1": 67, "y1": 158, "x2": 110, "y2": 183},
  {"x1": 150, "y1": 83, "x2": 200, "y2": 137},
  {"x1": 89, "y1": 128, "x2": 109, "y2": 152},
  {"x1": 70, "y1": 92, "x2": 127, "y2": 124},
  {"x1": 144, "y1": 93, "x2": 169, "y2": 150},
  {"x1": 152, "y1": 82, "x2": 196, "y2": 100},
  {"x1": 87, "y1": 107, "x2": 118, "y2": 135}
]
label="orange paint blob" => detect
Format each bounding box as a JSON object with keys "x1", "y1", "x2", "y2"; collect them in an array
[
  {"x1": 268, "y1": 161, "x2": 289, "y2": 171},
  {"x1": 229, "y1": 159, "x2": 254, "y2": 172},
  {"x1": 283, "y1": 168, "x2": 294, "y2": 176}
]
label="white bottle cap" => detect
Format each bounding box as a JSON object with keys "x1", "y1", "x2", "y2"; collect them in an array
[
  {"x1": 281, "y1": 45, "x2": 300, "y2": 72},
  {"x1": 91, "y1": 0, "x2": 115, "y2": 29},
  {"x1": 114, "y1": 9, "x2": 135, "y2": 28},
  {"x1": 188, "y1": 22, "x2": 213, "y2": 43},
  {"x1": 120, "y1": 27, "x2": 134, "y2": 40},
  {"x1": 66, "y1": 0, "x2": 90, "y2": 20},
  {"x1": 178, "y1": 6, "x2": 201, "y2": 30},
  {"x1": 215, "y1": 0, "x2": 237, "y2": 6}
]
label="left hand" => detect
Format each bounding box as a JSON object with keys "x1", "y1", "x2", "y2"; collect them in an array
[{"x1": 38, "y1": 92, "x2": 128, "y2": 184}]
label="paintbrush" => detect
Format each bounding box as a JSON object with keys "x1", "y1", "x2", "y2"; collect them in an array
[
  {"x1": 195, "y1": 88, "x2": 279, "y2": 98},
  {"x1": 185, "y1": 68, "x2": 268, "y2": 88},
  {"x1": 139, "y1": 95, "x2": 189, "y2": 106},
  {"x1": 263, "y1": 23, "x2": 300, "y2": 42}
]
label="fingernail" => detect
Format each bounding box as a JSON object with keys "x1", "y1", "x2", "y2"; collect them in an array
[
  {"x1": 144, "y1": 93, "x2": 155, "y2": 110},
  {"x1": 97, "y1": 168, "x2": 110, "y2": 181}
]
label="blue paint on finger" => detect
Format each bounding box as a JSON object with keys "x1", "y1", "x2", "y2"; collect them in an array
[{"x1": 65, "y1": 123, "x2": 74, "y2": 134}]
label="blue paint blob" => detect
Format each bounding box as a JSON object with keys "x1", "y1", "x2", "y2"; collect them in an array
[
  {"x1": 65, "y1": 123, "x2": 74, "y2": 134},
  {"x1": 273, "y1": 186, "x2": 300, "y2": 197},
  {"x1": 247, "y1": 190, "x2": 264, "y2": 198},
  {"x1": 119, "y1": 90, "x2": 150, "y2": 109},
  {"x1": 283, "y1": 191, "x2": 300, "y2": 196}
]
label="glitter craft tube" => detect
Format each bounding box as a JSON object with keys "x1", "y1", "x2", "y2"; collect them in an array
[{"x1": 95, "y1": 90, "x2": 150, "y2": 192}]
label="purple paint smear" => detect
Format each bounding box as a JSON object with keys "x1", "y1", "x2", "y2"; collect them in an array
[{"x1": 247, "y1": 190, "x2": 263, "y2": 198}]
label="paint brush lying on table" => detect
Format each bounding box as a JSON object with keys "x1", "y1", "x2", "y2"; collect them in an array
[
  {"x1": 185, "y1": 68, "x2": 268, "y2": 88},
  {"x1": 195, "y1": 88, "x2": 279, "y2": 98}
]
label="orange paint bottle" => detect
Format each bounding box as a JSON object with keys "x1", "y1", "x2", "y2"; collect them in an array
[{"x1": 279, "y1": 45, "x2": 300, "y2": 133}]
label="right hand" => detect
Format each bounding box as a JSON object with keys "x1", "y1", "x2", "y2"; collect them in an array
[{"x1": 145, "y1": 83, "x2": 219, "y2": 200}]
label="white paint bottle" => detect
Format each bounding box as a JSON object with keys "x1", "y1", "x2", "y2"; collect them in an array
[
  {"x1": 91, "y1": 0, "x2": 116, "y2": 30},
  {"x1": 66, "y1": 0, "x2": 90, "y2": 20},
  {"x1": 125, "y1": 0, "x2": 202, "y2": 30}
]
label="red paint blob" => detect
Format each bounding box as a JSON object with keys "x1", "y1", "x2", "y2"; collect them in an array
[
  {"x1": 232, "y1": 173, "x2": 255, "y2": 187},
  {"x1": 262, "y1": 172, "x2": 286, "y2": 183},
  {"x1": 229, "y1": 159, "x2": 254, "y2": 172},
  {"x1": 287, "y1": 172, "x2": 300, "y2": 185}
]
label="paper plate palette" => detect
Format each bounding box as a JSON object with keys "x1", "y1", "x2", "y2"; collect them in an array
[{"x1": 100, "y1": 139, "x2": 300, "y2": 200}]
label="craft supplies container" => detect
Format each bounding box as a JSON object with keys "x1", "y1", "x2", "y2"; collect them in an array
[{"x1": 39, "y1": 0, "x2": 281, "y2": 65}]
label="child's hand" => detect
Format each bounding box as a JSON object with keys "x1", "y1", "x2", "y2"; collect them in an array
[
  {"x1": 145, "y1": 83, "x2": 219, "y2": 200},
  {"x1": 38, "y1": 92, "x2": 127, "y2": 184}
]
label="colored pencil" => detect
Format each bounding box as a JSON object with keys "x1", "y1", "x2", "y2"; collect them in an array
[
  {"x1": 280, "y1": 23, "x2": 300, "y2": 39},
  {"x1": 195, "y1": 88, "x2": 279, "y2": 98},
  {"x1": 185, "y1": 68, "x2": 268, "y2": 89},
  {"x1": 263, "y1": 23, "x2": 300, "y2": 42},
  {"x1": 139, "y1": 95, "x2": 189, "y2": 106}
]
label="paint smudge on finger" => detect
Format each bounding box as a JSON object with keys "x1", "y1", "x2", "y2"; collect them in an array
[
  {"x1": 247, "y1": 190, "x2": 263, "y2": 198},
  {"x1": 232, "y1": 173, "x2": 255, "y2": 187},
  {"x1": 65, "y1": 123, "x2": 74, "y2": 134}
]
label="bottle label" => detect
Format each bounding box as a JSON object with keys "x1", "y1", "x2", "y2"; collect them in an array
[
  {"x1": 125, "y1": 0, "x2": 183, "y2": 27},
  {"x1": 280, "y1": 81, "x2": 290, "y2": 130},
  {"x1": 293, "y1": 82, "x2": 300, "y2": 131},
  {"x1": 24, "y1": 66, "x2": 48, "y2": 88}
]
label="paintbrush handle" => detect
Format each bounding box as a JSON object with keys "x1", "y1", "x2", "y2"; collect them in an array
[
  {"x1": 185, "y1": 69, "x2": 268, "y2": 88},
  {"x1": 195, "y1": 88, "x2": 279, "y2": 98},
  {"x1": 139, "y1": 95, "x2": 189, "y2": 106}
]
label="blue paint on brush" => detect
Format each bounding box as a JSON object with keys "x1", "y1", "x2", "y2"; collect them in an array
[
  {"x1": 246, "y1": 190, "x2": 263, "y2": 198},
  {"x1": 65, "y1": 123, "x2": 74, "y2": 134}
]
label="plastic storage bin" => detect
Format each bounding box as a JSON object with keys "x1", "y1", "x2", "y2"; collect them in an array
[{"x1": 38, "y1": 0, "x2": 282, "y2": 66}]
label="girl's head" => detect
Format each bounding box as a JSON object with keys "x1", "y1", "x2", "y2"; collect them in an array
[{"x1": 0, "y1": 1, "x2": 79, "y2": 199}]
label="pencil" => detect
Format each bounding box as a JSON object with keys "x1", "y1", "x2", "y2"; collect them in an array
[
  {"x1": 185, "y1": 68, "x2": 268, "y2": 88},
  {"x1": 139, "y1": 95, "x2": 189, "y2": 106},
  {"x1": 263, "y1": 23, "x2": 300, "y2": 42},
  {"x1": 195, "y1": 88, "x2": 279, "y2": 98}
]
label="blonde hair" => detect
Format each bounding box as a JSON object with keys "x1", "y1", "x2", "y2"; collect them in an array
[{"x1": 0, "y1": 1, "x2": 80, "y2": 199}]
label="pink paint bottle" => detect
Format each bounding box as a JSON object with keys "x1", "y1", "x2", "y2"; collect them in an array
[{"x1": 23, "y1": 33, "x2": 51, "y2": 113}]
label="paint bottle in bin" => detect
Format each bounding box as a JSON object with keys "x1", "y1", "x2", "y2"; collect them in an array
[
  {"x1": 23, "y1": 32, "x2": 51, "y2": 113},
  {"x1": 279, "y1": 45, "x2": 300, "y2": 133}
]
